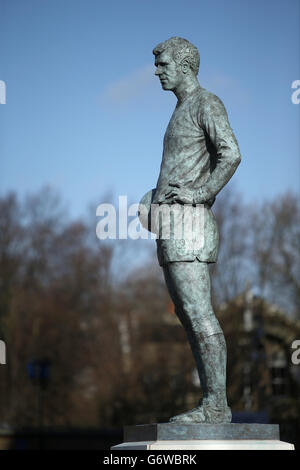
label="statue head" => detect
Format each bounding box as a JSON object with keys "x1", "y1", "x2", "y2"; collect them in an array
[{"x1": 153, "y1": 37, "x2": 200, "y2": 91}]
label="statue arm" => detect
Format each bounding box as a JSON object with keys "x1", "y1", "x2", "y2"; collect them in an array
[{"x1": 194, "y1": 96, "x2": 241, "y2": 204}]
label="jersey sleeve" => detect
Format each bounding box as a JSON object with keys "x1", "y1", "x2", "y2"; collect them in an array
[{"x1": 195, "y1": 94, "x2": 241, "y2": 203}]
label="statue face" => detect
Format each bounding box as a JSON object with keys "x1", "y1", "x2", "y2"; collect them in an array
[{"x1": 154, "y1": 51, "x2": 182, "y2": 91}]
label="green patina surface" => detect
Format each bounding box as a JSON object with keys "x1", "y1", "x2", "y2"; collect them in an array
[{"x1": 140, "y1": 37, "x2": 241, "y2": 423}]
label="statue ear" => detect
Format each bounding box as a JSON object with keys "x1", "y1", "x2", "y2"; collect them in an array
[{"x1": 181, "y1": 59, "x2": 190, "y2": 74}]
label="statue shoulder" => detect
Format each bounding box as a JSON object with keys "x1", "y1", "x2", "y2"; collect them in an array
[
  {"x1": 199, "y1": 87, "x2": 226, "y2": 109},
  {"x1": 198, "y1": 88, "x2": 228, "y2": 122}
]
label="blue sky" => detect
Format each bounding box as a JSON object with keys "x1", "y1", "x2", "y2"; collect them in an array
[{"x1": 0, "y1": 0, "x2": 299, "y2": 218}]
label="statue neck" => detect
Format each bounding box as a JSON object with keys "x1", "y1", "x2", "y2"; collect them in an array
[{"x1": 174, "y1": 76, "x2": 201, "y2": 104}]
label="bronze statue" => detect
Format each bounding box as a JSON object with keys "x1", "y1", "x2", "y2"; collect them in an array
[{"x1": 140, "y1": 37, "x2": 241, "y2": 423}]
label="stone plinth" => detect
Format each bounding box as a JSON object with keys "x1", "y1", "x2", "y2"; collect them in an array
[{"x1": 111, "y1": 423, "x2": 294, "y2": 450}]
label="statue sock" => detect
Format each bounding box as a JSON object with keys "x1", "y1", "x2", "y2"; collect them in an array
[
  {"x1": 169, "y1": 330, "x2": 231, "y2": 423},
  {"x1": 183, "y1": 326, "x2": 228, "y2": 407},
  {"x1": 199, "y1": 333, "x2": 229, "y2": 409}
]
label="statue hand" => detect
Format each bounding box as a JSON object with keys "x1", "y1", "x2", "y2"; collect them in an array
[{"x1": 165, "y1": 183, "x2": 194, "y2": 204}]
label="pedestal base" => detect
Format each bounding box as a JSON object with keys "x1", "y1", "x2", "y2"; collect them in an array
[
  {"x1": 112, "y1": 439, "x2": 294, "y2": 450},
  {"x1": 111, "y1": 423, "x2": 295, "y2": 450}
]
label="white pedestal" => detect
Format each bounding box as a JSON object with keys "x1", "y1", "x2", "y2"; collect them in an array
[{"x1": 112, "y1": 439, "x2": 294, "y2": 450}]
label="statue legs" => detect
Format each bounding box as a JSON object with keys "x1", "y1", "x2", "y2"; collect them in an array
[{"x1": 162, "y1": 260, "x2": 231, "y2": 423}]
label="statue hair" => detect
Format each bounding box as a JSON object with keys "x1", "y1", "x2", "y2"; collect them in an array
[{"x1": 153, "y1": 37, "x2": 200, "y2": 76}]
